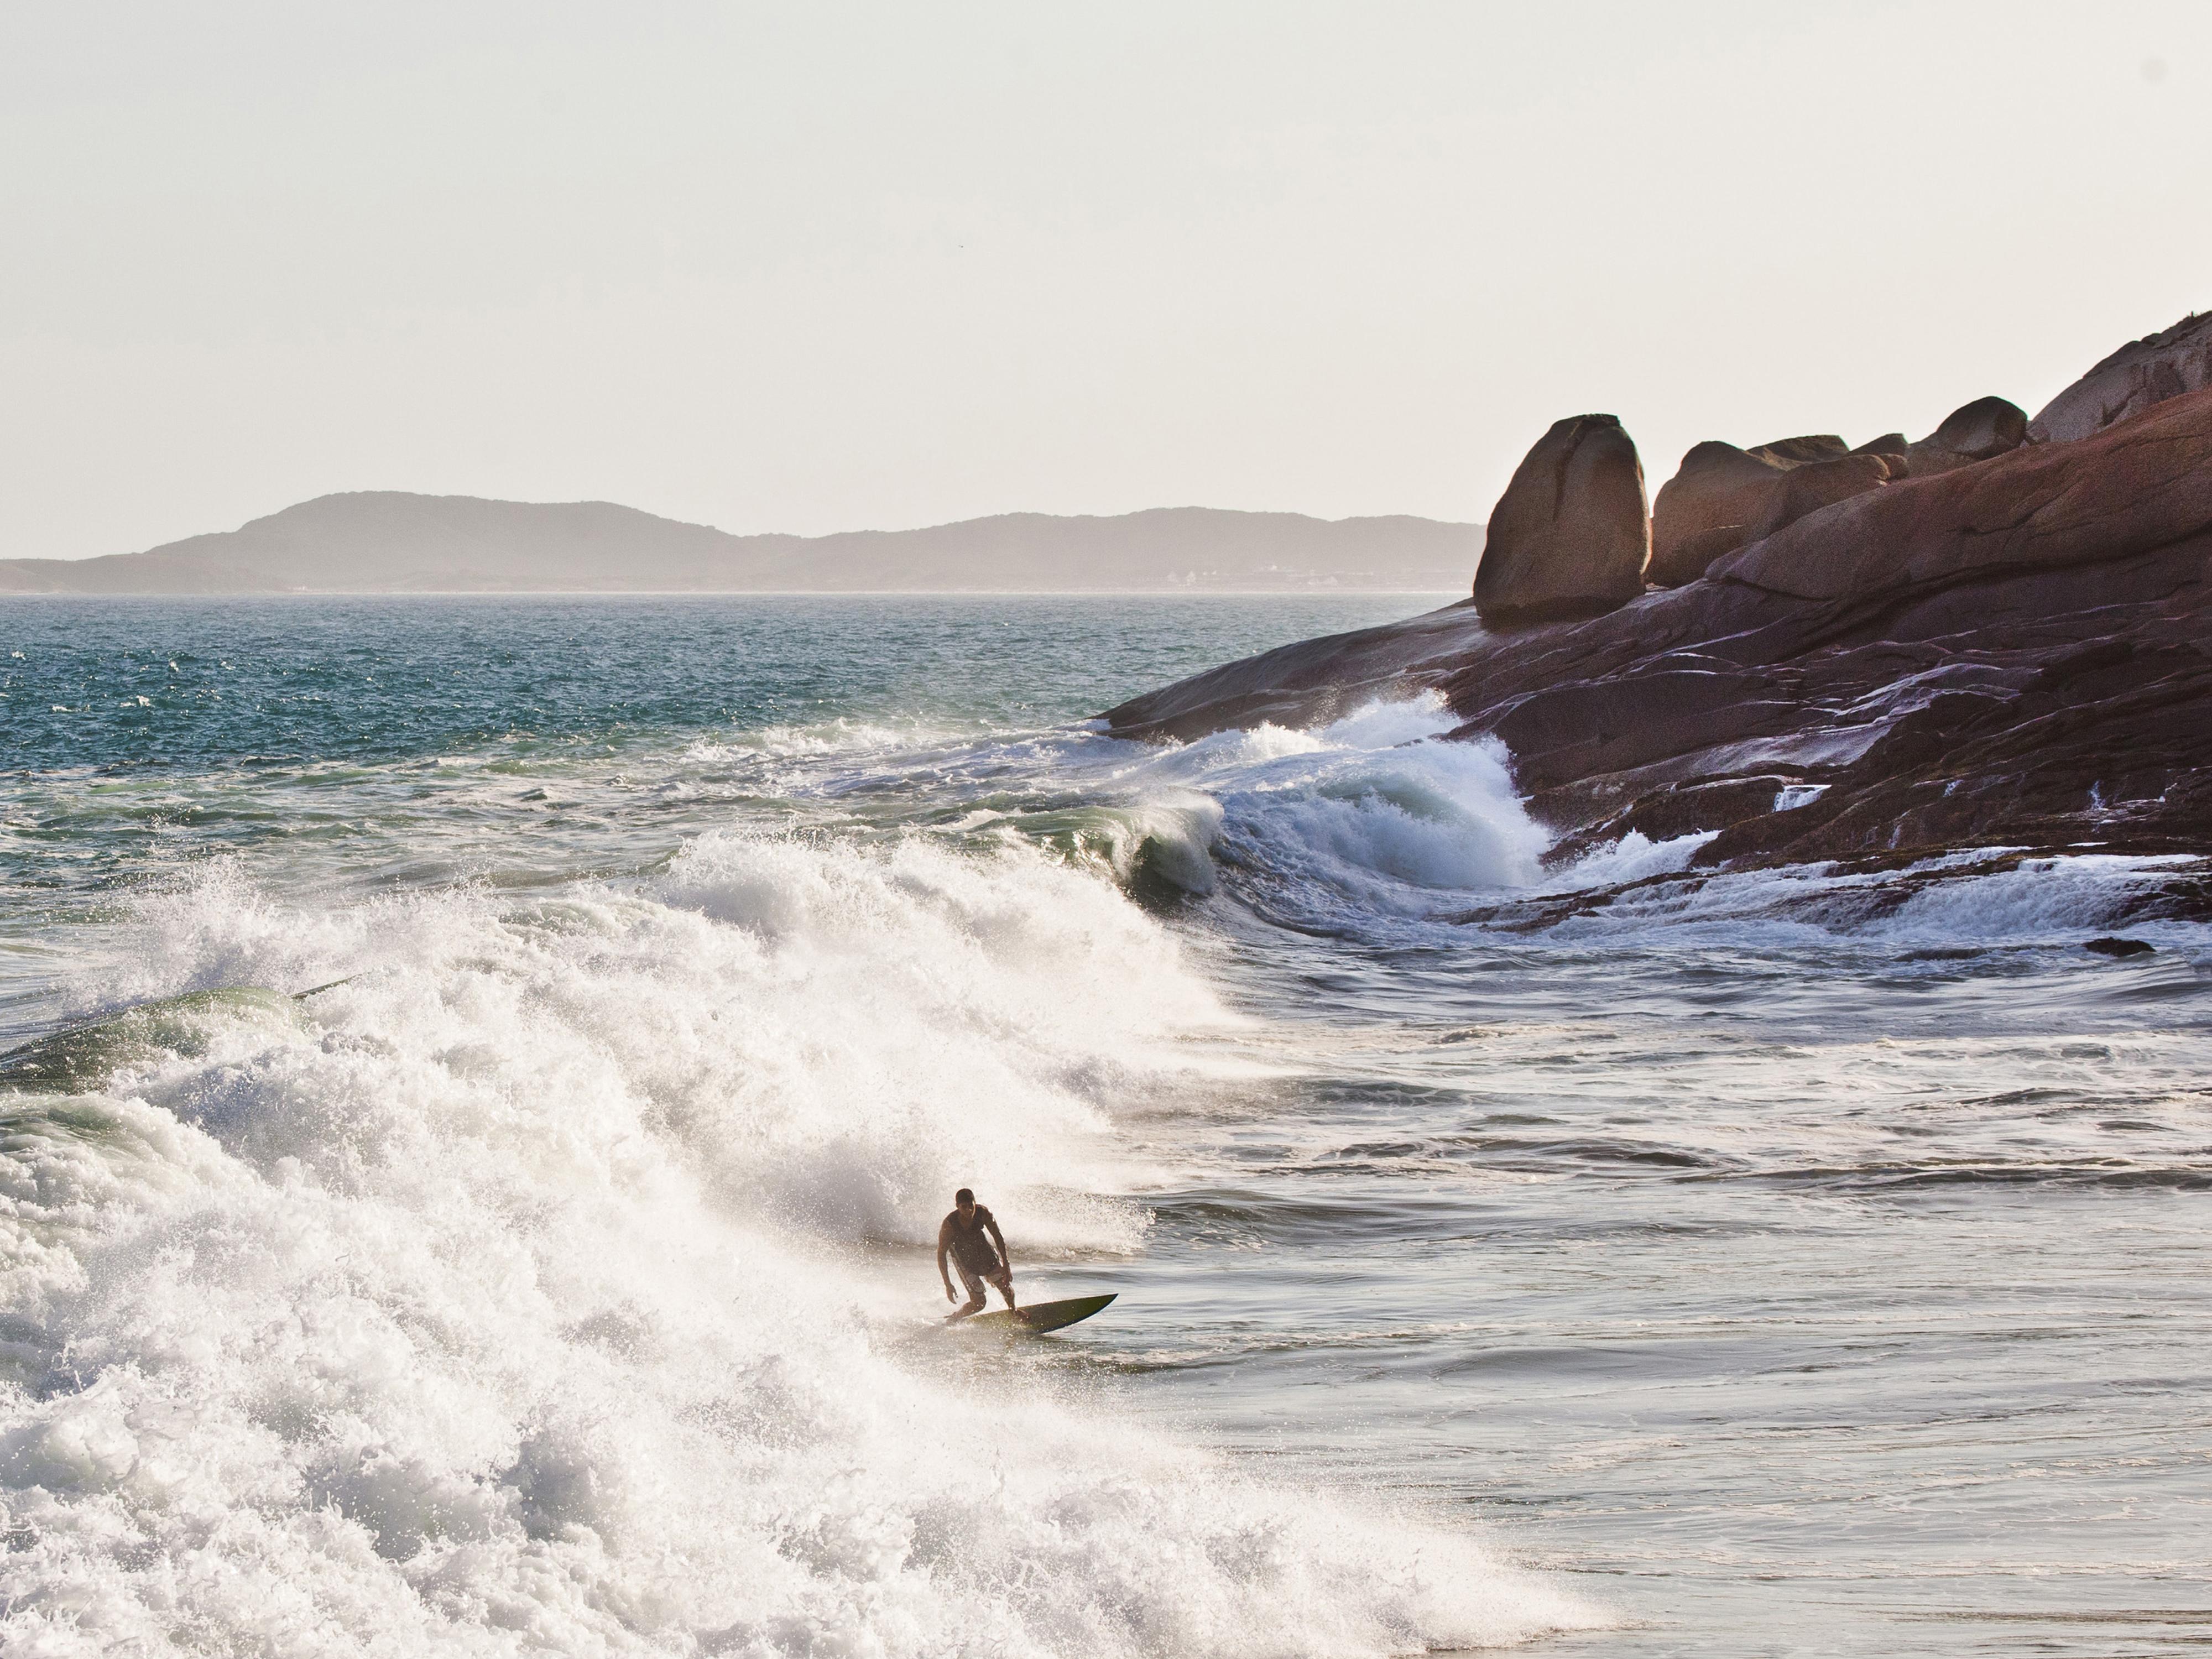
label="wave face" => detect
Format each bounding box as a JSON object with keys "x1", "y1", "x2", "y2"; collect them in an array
[
  {"x1": 0, "y1": 834, "x2": 1589, "y2": 1655},
  {"x1": 1119, "y1": 696, "x2": 1551, "y2": 912}
]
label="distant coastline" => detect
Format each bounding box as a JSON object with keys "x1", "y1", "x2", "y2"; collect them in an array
[{"x1": 0, "y1": 494, "x2": 1479, "y2": 596}]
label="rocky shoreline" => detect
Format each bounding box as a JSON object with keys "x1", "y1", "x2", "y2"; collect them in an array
[{"x1": 1105, "y1": 312, "x2": 2212, "y2": 916}]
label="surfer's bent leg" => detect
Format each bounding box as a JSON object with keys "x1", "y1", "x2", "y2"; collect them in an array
[
  {"x1": 951, "y1": 1262, "x2": 987, "y2": 1318},
  {"x1": 990, "y1": 1265, "x2": 1015, "y2": 1310}
]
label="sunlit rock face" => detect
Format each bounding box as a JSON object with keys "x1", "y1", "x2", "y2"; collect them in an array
[
  {"x1": 1650, "y1": 435, "x2": 1901, "y2": 590},
  {"x1": 1648, "y1": 441, "x2": 1790, "y2": 589},
  {"x1": 1739, "y1": 452, "x2": 1894, "y2": 544},
  {"x1": 1472, "y1": 414, "x2": 1650, "y2": 627}
]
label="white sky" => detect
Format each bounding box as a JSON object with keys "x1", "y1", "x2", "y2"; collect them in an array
[{"x1": 4, "y1": 1, "x2": 2208, "y2": 559}]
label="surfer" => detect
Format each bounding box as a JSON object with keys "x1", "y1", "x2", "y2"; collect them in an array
[{"x1": 937, "y1": 1188, "x2": 1016, "y2": 1320}]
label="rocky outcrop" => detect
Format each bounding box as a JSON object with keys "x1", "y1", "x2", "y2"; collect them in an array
[
  {"x1": 1648, "y1": 442, "x2": 1787, "y2": 587},
  {"x1": 1713, "y1": 388, "x2": 2208, "y2": 602},
  {"x1": 1105, "y1": 377, "x2": 2212, "y2": 900},
  {"x1": 2031, "y1": 311, "x2": 2212, "y2": 444},
  {"x1": 1903, "y1": 395, "x2": 2028, "y2": 478},
  {"x1": 1740, "y1": 452, "x2": 1891, "y2": 542},
  {"x1": 1650, "y1": 434, "x2": 1897, "y2": 588},
  {"x1": 1472, "y1": 415, "x2": 1650, "y2": 625},
  {"x1": 1649, "y1": 400, "x2": 2029, "y2": 593}
]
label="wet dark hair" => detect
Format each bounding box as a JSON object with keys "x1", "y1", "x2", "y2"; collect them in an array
[{"x1": 955, "y1": 1188, "x2": 974, "y2": 1206}]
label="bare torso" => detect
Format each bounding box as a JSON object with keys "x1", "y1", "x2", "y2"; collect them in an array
[{"x1": 939, "y1": 1205, "x2": 1002, "y2": 1273}]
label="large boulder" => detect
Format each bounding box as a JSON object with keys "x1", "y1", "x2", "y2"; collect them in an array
[
  {"x1": 1905, "y1": 395, "x2": 2028, "y2": 478},
  {"x1": 1473, "y1": 414, "x2": 1650, "y2": 625},
  {"x1": 2030, "y1": 311, "x2": 2212, "y2": 444},
  {"x1": 1741, "y1": 452, "x2": 1892, "y2": 542},
  {"x1": 1648, "y1": 441, "x2": 1787, "y2": 587}
]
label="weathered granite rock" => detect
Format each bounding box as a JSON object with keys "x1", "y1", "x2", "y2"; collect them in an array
[
  {"x1": 1472, "y1": 415, "x2": 1650, "y2": 625},
  {"x1": 1713, "y1": 387, "x2": 2211, "y2": 602},
  {"x1": 1904, "y1": 395, "x2": 2028, "y2": 478},
  {"x1": 1850, "y1": 431, "x2": 1908, "y2": 462},
  {"x1": 2031, "y1": 311, "x2": 2212, "y2": 444},
  {"x1": 1740, "y1": 452, "x2": 1892, "y2": 543},
  {"x1": 1105, "y1": 382, "x2": 2212, "y2": 902},
  {"x1": 1650, "y1": 434, "x2": 1898, "y2": 588},
  {"x1": 1747, "y1": 434, "x2": 1849, "y2": 466},
  {"x1": 1648, "y1": 442, "x2": 1787, "y2": 588}
]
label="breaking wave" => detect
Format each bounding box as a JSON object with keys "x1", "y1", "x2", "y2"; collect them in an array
[
  {"x1": 1096, "y1": 694, "x2": 1550, "y2": 921},
  {"x1": 0, "y1": 834, "x2": 1594, "y2": 1655},
  {"x1": 1076, "y1": 693, "x2": 2209, "y2": 951}
]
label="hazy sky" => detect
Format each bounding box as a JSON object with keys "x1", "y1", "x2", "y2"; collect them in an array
[{"x1": 4, "y1": 2, "x2": 2208, "y2": 559}]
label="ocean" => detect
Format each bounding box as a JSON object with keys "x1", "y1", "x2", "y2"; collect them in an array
[{"x1": 1, "y1": 595, "x2": 2206, "y2": 1657}]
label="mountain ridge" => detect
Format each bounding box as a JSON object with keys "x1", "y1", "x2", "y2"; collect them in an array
[{"x1": 0, "y1": 493, "x2": 1478, "y2": 594}]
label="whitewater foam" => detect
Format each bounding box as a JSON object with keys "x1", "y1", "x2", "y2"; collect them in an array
[
  {"x1": 0, "y1": 834, "x2": 1595, "y2": 1655},
  {"x1": 1079, "y1": 693, "x2": 2207, "y2": 952},
  {"x1": 1109, "y1": 693, "x2": 1551, "y2": 914}
]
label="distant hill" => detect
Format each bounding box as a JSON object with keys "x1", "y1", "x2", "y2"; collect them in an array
[{"x1": 0, "y1": 494, "x2": 1478, "y2": 594}]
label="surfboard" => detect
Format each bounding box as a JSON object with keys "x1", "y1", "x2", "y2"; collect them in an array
[{"x1": 957, "y1": 1292, "x2": 1116, "y2": 1333}]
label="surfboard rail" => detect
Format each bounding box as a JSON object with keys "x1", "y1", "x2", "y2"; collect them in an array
[{"x1": 957, "y1": 1292, "x2": 1116, "y2": 1333}]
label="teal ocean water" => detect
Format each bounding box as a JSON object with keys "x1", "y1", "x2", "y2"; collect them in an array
[{"x1": 2, "y1": 595, "x2": 2208, "y2": 1657}]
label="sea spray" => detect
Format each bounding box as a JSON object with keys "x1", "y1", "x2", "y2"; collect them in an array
[
  {"x1": 1098, "y1": 692, "x2": 1551, "y2": 920},
  {"x1": 0, "y1": 833, "x2": 1596, "y2": 1655}
]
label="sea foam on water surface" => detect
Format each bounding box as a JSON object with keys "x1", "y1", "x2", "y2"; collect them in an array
[{"x1": 0, "y1": 833, "x2": 1595, "y2": 1655}]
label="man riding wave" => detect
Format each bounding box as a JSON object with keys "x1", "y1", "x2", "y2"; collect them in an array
[{"x1": 937, "y1": 1187, "x2": 1015, "y2": 1320}]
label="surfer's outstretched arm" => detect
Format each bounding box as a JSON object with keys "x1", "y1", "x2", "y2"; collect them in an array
[
  {"x1": 984, "y1": 1213, "x2": 1014, "y2": 1307},
  {"x1": 935, "y1": 1222, "x2": 957, "y2": 1305}
]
